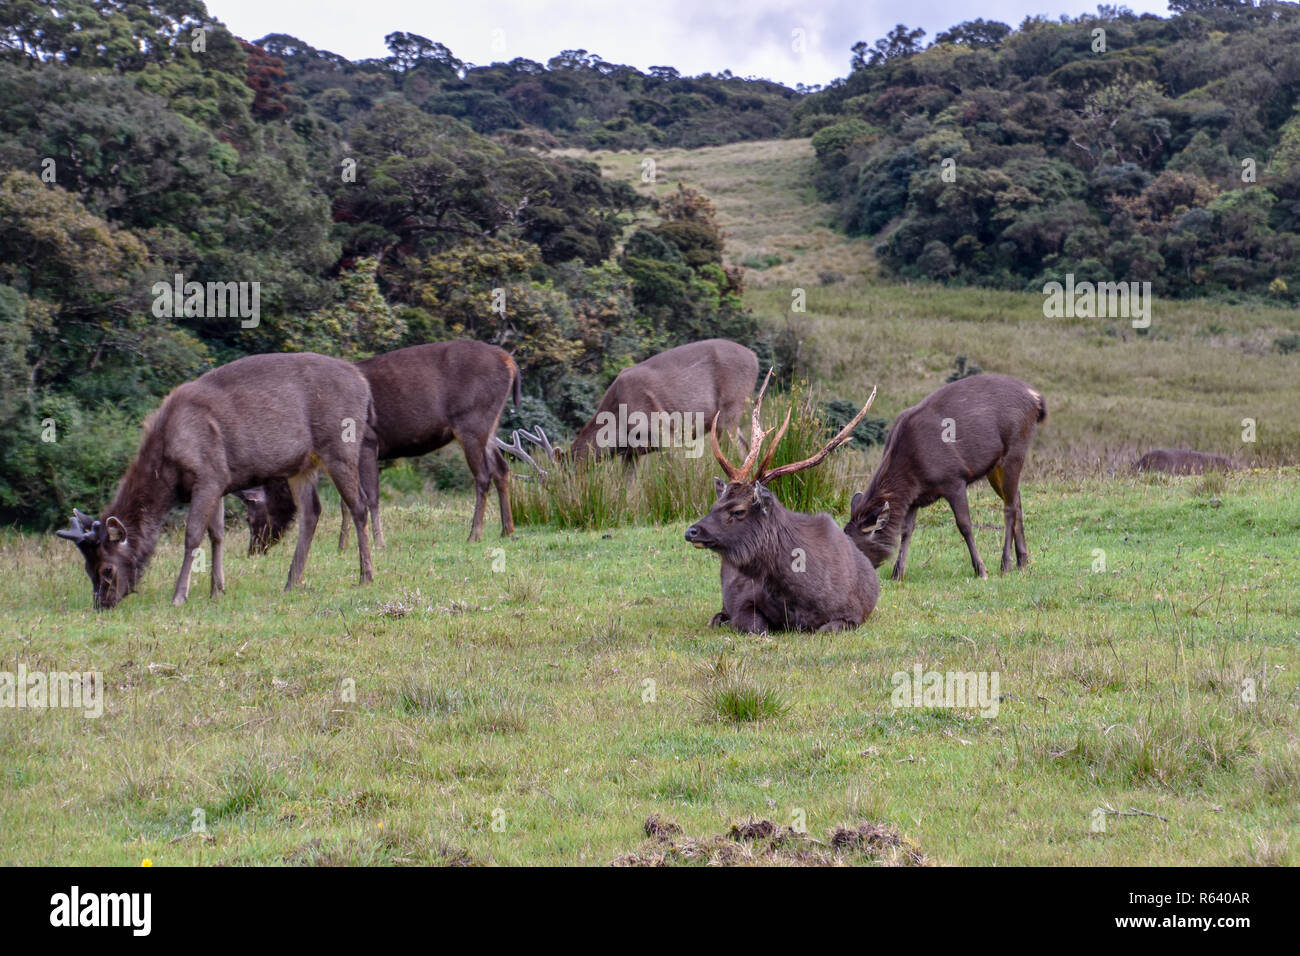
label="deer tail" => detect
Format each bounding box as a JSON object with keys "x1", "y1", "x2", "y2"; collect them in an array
[{"x1": 1030, "y1": 388, "x2": 1047, "y2": 423}]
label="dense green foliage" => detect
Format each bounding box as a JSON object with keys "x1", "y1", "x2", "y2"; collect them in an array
[
  {"x1": 257, "y1": 33, "x2": 798, "y2": 150},
  {"x1": 0, "y1": 1, "x2": 762, "y2": 526},
  {"x1": 803, "y1": 2, "x2": 1300, "y2": 299}
]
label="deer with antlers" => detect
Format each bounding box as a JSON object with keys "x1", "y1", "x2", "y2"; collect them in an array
[{"x1": 684, "y1": 371, "x2": 881, "y2": 633}]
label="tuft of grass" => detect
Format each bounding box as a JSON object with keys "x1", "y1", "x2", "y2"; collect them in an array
[
  {"x1": 212, "y1": 760, "x2": 275, "y2": 820},
  {"x1": 692, "y1": 656, "x2": 791, "y2": 723}
]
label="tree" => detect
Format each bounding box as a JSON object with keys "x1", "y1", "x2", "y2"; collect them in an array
[{"x1": 851, "y1": 25, "x2": 927, "y2": 71}]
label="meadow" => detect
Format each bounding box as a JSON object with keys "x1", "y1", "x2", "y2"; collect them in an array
[
  {"x1": 1, "y1": 465, "x2": 1297, "y2": 866},
  {"x1": 2, "y1": 138, "x2": 1297, "y2": 866}
]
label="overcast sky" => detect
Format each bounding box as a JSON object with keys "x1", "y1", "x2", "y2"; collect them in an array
[{"x1": 208, "y1": 0, "x2": 1174, "y2": 87}]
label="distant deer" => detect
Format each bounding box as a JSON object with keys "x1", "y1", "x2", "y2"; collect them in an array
[
  {"x1": 844, "y1": 374, "x2": 1047, "y2": 580},
  {"x1": 685, "y1": 371, "x2": 880, "y2": 633},
  {"x1": 56, "y1": 353, "x2": 376, "y2": 608},
  {"x1": 1134, "y1": 449, "x2": 1238, "y2": 475},
  {"x1": 557, "y1": 339, "x2": 758, "y2": 463},
  {"x1": 241, "y1": 340, "x2": 522, "y2": 552}
]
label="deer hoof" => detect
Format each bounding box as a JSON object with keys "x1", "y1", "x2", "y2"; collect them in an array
[{"x1": 709, "y1": 612, "x2": 728, "y2": 627}]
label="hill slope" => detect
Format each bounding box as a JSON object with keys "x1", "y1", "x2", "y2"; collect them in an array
[{"x1": 573, "y1": 138, "x2": 1300, "y2": 470}]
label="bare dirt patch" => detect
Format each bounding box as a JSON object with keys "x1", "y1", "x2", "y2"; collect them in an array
[{"x1": 612, "y1": 815, "x2": 929, "y2": 867}]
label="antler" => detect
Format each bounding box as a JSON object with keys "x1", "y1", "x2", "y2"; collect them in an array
[
  {"x1": 711, "y1": 368, "x2": 784, "y2": 483},
  {"x1": 494, "y1": 430, "x2": 549, "y2": 480},
  {"x1": 56, "y1": 509, "x2": 101, "y2": 544},
  {"x1": 519, "y1": 426, "x2": 557, "y2": 463},
  {"x1": 759, "y1": 386, "x2": 878, "y2": 484}
]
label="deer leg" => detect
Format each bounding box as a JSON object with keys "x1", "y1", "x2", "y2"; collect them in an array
[
  {"x1": 891, "y1": 505, "x2": 919, "y2": 581},
  {"x1": 998, "y1": 456, "x2": 1029, "y2": 569},
  {"x1": 364, "y1": 437, "x2": 382, "y2": 548},
  {"x1": 285, "y1": 473, "x2": 323, "y2": 590},
  {"x1": 987, "y1": 464, "x2": 1016, "y2": 574},
  {"x1": 338, "y1": 495, "x2": 350, "y2": 552},
  {"x1": 724, "y1": 604, "x2": 772, "y2": 634},
  {"x1": 208, "y1": 498, "x2": 225, "y2": 597},
  {"x1": 323, "y1": 457, "x2": 373, "y2": 585},
  {"x1": 490, "y1": 444, "x2": 513, "y2": 537},
  {"x1": 946, "y1": 486, "x2": 987, "y2": 579},
  {"x1": 173, "y1": 485, "x2": 222, "y2": 605},
  {"x1": 817, "y1": 619, "x2": 858, "y2": 633},
  {"x1": 459, "y1": 435, "x2": 491, "y2": 543}
]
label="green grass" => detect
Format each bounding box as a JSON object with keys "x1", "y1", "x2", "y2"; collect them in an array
[
  {"x1": 2, "y1": 468, "x2": 1297, "y2": 866},
  {"x1": 511, "y1": 381, "x2": 864, "y2": 528}
]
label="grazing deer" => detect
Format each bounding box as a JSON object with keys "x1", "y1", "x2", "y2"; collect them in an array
[
  {"x1": 844, "y1": 374, "x2": 1047, "y2": 580},
  {"x1": 56, "y1": 353, "x2": 376, "y2": 608},
  {"x1": 241, "y1": 340, "x2": 522, "y2": 551},
  {"x1": 685, "y1": 371, "x2": 880, "y2": 633},
  {"x1": 566, "y1": 339, "x2": 759, "y2": 463},
  {"x1": 1134, "y1": 449, "x2": 1238, "y2": 475}
]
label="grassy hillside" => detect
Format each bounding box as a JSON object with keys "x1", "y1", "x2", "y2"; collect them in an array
[
  {"x1": 2, "y1": 470, "x2": 1296, "y2": 865},
  {"x1": 569, "y1": 138, "x2": 1300, "y2": 470}
]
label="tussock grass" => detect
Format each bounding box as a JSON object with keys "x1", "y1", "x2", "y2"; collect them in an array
[
  {"x1": 511, "y1": 382, "x2": 864, "y2": 529},
  {"x1": 692, "y1": 656, "x2": 790, "y2": 724}
]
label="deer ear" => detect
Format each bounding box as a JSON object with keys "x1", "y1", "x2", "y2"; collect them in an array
[
  {"x1": 873, "y1": 500, "x2": 891, "y2": 530},
  {"x1": 851, "y1": 491, "x2": 865, "y2": 513},
  {"x1": 105, "y1": 516, "x2": 128, "y2": 545},
  {"x1": 713, "y1": 477, "x2": 727, "y2": 497}
]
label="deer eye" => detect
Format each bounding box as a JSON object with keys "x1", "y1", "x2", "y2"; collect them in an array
[{"x1": 729, "y1": 508, "x2": 746, "y2": 520}]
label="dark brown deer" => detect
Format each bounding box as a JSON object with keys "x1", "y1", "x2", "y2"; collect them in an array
[
  {"x1": 234, "y1": 481, "x2": 310, "y2": 556},
  {"x1": 567, "y1": 339, "x2": 758, "y2": 463},
  {"x1": 685, "y1": 372, "x2": 880, "y2": 633},
  {"x1": 241, "y1": 340, "x2": 522, "y2": 551},
  {"x1": 844, "y1": 373, "x2": 1046, "y2": 581},
  {"x1": 1134, "y1": 449, "x2": 1238, "y2": 475},
  {"x1": 56, "y1": 353, "x2": 376, "y2": 608}
]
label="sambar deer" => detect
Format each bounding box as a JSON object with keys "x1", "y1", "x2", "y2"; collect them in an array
[
  {"x1": 844, "y1": 374, "x2": 1047, "y2": 580},
  {"x1": 56, "y1": 353, "x2": 376, "y2": 608},
  {"x1": 567, "y1": 339, "x2": 759, "y2": 463},
  {"x1": 685, "y1": 371, "x2": 880, "y2": 633},
  {"x1": 241, "y1": 340, "x2": 522, "y2": 551}
]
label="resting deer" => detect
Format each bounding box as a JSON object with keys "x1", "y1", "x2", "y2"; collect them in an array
[{"x1": 684, "y1": 371, "x2": 880, "y2": 633}]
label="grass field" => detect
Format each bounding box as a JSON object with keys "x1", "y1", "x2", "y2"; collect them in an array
[
  {"x1": 3, "y1": 138, "x2": 1298, "y2": 867},
  {"x1": 1, "y1": 467, "x2": 1297, "y2": 866}
]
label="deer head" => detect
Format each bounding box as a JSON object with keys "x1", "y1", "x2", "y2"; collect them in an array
[
  {"x1": 56, "y1": 508, "x2": 134, "y2": 608},
  {"x1": 685, "y1": 370, "x2": 877, "y2": 556}
]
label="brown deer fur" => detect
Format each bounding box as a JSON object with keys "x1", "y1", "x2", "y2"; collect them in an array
[
  {"x1": 685, "y1": 373, "x2": 880, "y2": 633},
  {"x1": 570, "y1": 339, "x2": 758, "y2": 462},
  {"x1": 56, "y1": 353, "x2": 376, "y2": 608},
  {"x1": 243, "y1": 340, "x2": 521, "y2": 551},
  {"x1": 844, "y1": 374, "x2": 1047, "y2": 580}
]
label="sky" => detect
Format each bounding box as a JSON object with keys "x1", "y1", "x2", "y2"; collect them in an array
[{"x1": 207, "y1": 0, "x2": 1175, "y2": 88}]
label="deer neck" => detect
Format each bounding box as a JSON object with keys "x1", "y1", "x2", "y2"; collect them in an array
[{"x1": 104, "y1": 428, "x2": 179, "y2": 580}]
